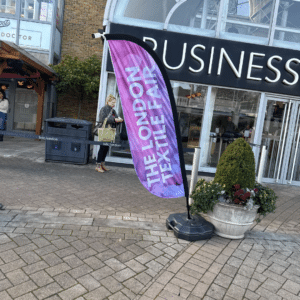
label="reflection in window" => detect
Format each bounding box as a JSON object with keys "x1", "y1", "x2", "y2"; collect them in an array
[
  {"x1": 123, "y1": 0, "x2": 175, "y2": 23},
  {"x1": 274, "y1": 0, "x2": 300, "y2": 45},
  {"x1": 21, "y1": 0, "x2": 54, "y2": 22},
  {"x1": 205, "y1": 88, "x2": 260, "y2": 168},
  {"x1": 169, "y1": 0, "x2": 220, "y2": 32},
  {"x1": 172, "y1": 82, "x2": 208, "y2": 165},
  {"x1": 0, "y1": 0, "x2": 16, "y2": 14},
  {"x1": 223, "y1": 0, "x2": 275, "y2": 41}
]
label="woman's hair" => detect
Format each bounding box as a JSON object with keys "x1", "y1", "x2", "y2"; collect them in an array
[
  {"x1": 0, "y1": 89, "x2": 6, "y2": 99},
  {"x1": 106, "y1": 94, "x2": 116, "y2": 105}
]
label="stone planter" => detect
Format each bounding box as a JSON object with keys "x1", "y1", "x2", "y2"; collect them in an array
[{"x1": 207, "y1": 202, "x2": 259, "y2": 239}]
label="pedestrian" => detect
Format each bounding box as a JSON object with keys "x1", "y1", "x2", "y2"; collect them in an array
[
  {"x1": 95, "y1": 94, "x2": 123, "y2": 172},
  {"x1": 0, "y1": 90, "x2": 9, "y2": 142}
]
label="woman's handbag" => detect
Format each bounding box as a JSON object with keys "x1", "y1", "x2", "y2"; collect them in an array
[
  {"x1": 93, "y1": 122, "x2": 101, "y2": 136},
  {"x1": 98, "y1": 117, "x2": 116, "y2": 142},
  {"x1": 93, "y1": 108, "x2": 113, "y2": 137}
]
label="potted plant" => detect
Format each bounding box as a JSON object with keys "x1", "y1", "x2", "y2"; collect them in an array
[{"x1": 191, "y1": 138, "x2": 277, "y2": 239}]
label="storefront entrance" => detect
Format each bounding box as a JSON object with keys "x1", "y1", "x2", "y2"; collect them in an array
[
  {"x1": 13, "y1": 88, "x2": 38, "y2": 131},
  {"x1": 261, "y1": 97, "x2": 300, "y2": 185}
]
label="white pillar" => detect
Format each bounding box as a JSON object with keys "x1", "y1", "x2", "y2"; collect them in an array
[
  {"x1": 199, "y1": 86, "x2": 217, "y2": 167},
  {"x1": 252, "y1": 93, "x2": 267, "y2": 169},
  {"x1": 189, "y1": 147, "x2": 201, "y2": 205}
]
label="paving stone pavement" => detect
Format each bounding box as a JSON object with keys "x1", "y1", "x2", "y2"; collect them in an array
[{"x1": 1, "y1": 138, "x2": 300, "y2": 299}]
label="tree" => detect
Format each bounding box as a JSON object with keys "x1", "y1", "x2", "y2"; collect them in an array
[{"x1": 50, "y1": 55, "x2": 101, "y2": 119}]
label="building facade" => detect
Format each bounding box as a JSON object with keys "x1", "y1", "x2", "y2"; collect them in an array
[
  {"x1": 96, "y1": 0, "x2": 300, "y2": 186},
  {"x1": 0, "y1": 0, "x2": 64, "y2": 132}
]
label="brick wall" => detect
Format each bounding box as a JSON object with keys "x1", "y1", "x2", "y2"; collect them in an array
[
  {"x1": 56, "y1": 91, "x2": 98, "y2": 124},
  {"x1": 61, "y1": 0, "x2": 106, "y2": 60},
  {"x1": 58, "y1": 0, "x2": 106, "y2": 122}
]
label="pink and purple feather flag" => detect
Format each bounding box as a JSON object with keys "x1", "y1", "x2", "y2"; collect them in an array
[{"x1": 106, "y1": 35, "x2": 188, "y2": 199}]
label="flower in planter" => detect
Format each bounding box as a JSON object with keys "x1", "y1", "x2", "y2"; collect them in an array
[
  {"x1": 191, "y1": 139, "x2": 277, "y2": 223},
  {"x1": 191, "y1": 178, "x2": 277, "y2": 223},
  {"x1": 233, "y1": 185, "x2": 255, "y2": 205},
  {"x1": 191, "y1": 179, "x2": 225, "y2": 214},
  {"x1": 252, "y1": 183, "x2": 277, "y2": 222}
]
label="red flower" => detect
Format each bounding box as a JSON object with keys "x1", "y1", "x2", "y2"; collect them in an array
[
  {"x1": 254, "y1": 188, "x2": 258, "y2": 193},
  {"x1": 234, "y1": 184, "x2": 240, "y2": 190},
  {"x1": 234, "y1": 199, "x2": 240, "y2": 204},
  {"x1": 234, "y1": 189, "x2": 244, "y2": 197},
  {"x1": 244, "y1": 192, "x2": 251, "y2": 199},
  {"x1": 241, "y1": 194, "x2": 247, "y2": 201}
]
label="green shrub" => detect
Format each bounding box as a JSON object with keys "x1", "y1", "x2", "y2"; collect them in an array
[{"x1": 214, "y1": 138, "x2": 255, "y2": 197}]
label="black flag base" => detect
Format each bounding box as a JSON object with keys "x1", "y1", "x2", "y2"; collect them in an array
[
  {"x1": 0, "y1": 204, "x2": 4, "y2": 210},
  {"x1": 166, "y1": 212, "x2": 214, "y2": 241}
]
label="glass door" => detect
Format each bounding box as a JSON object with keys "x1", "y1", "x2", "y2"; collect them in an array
[
  {"x1": 13, "y1": 88, "x2": 38, "y2": 131},
  {"x1": 285, "y1": 104, "x2": 300, "y2": 185},
  {"x1": 261, "y1": 97, "x2": 300, "y2": 185}
]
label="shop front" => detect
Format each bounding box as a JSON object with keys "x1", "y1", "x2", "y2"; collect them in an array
[
  {"x1": 0, "y1": 41, "x2": 57, "y2": 135},
  {"x1": 97, "y1": 0, "x2": 300, "y2": 185},
  {"x1": 0, "y1": 0, "x2": 64, "y2": 134}
]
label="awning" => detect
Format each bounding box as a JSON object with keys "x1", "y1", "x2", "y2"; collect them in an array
[{"x1": 0, "y1": 40, "x2": 57, "y2": 135}]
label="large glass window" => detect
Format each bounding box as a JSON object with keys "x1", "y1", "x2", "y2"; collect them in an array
[
  {"x1": 123, "y1": 0, "x2": 174, "y2": 23},
  {"x1": 114, "y1": 0, "x2": 176, "y2": 28},
  {"x1": 21, "y1": 0, "x2": 54, "y2": 22},
  {"x1": 114, "y1": 0, "x2": 220, "y2": 35},
  {"x1": 101, "y1": 74, "x2": 208, "y2": 166},
  {"x1": 0, "y1": 0, "x2": 16, "y2": 14},
  {"x1": 173, "y1": 82, "x2": 208, "y2": 164},
  {"x1": 201, "y1": 88, "x2": 261, "y2": 168},
  {"x1": 274, "y1": 0, "x2": 300, "y2": 48},
  {"x1": 221, "y1": 0, "x2": 275, "y2": 44},
  {"x1": 168, "y1": 0, "x2": 220, "y2": 36}
]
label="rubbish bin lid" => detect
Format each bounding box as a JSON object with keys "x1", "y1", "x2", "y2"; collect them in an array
[{"x1": 45, "y1": 117, "x2": 92, "y2": 125}]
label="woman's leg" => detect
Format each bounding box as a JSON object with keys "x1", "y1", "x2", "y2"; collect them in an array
[
  {"x1": 101, "y1": 146, "x2": 110, "y2": 171},
  {"x1": 96, "y1": 146, "x2": 106, "y2": 172},
  {"x1": 0, "y1": 113, "x2": 5, "y2": 141},
  {"x1": 97, "y1": 146, "x2": 105, "y2": 163}
]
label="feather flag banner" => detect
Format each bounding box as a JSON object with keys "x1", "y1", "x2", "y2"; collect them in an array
[{"x1": 106, "y1": 34, "x2": 188, "y2": 199}]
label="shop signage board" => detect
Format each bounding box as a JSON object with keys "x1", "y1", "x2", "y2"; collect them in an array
[
  {"x1": 0, "y1": 17, "x2": 51, "y2": 50},
  {"x1": 108, "y1": 23, "x2": 300, "y2": 97}
]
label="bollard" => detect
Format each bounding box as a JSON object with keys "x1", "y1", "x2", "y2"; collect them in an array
[
  {"x1": 257, "y1": 145, "x2": 267, "y2": 183},
  {"x1": 189, "y1": 147, "x2": 201, "y2": 206}
]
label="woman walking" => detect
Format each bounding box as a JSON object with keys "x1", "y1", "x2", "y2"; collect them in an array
[
  {"x1": 0, "y1": 90, "x2": 9, "y2": 142},
  {"x1": 96, "y1": 94, "x2": 123, "y2": 172}
]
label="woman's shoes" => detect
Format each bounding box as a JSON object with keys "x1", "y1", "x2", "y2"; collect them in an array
[
  {"x1": 101, "y1": 163, "x2": 109, "y2": 171},
  {"x1": 95, "y1": 164, "x2": 105, "y2": 173}
]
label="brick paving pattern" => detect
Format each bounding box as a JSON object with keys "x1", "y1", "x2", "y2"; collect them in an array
[{"x1": 1, "y1": 146, "x2": 300, "y2": 299}]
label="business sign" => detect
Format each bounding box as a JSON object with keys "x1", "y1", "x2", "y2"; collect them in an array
[
  {"x1": 0, "y1": 18, "x2": 51, "y2": 50},
  {"x1": 0, "y1": 20, "x2": 10, "y2": 27},
  {"x1": 108, "y1": 23, "x2": 300, "y2": 97}
]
